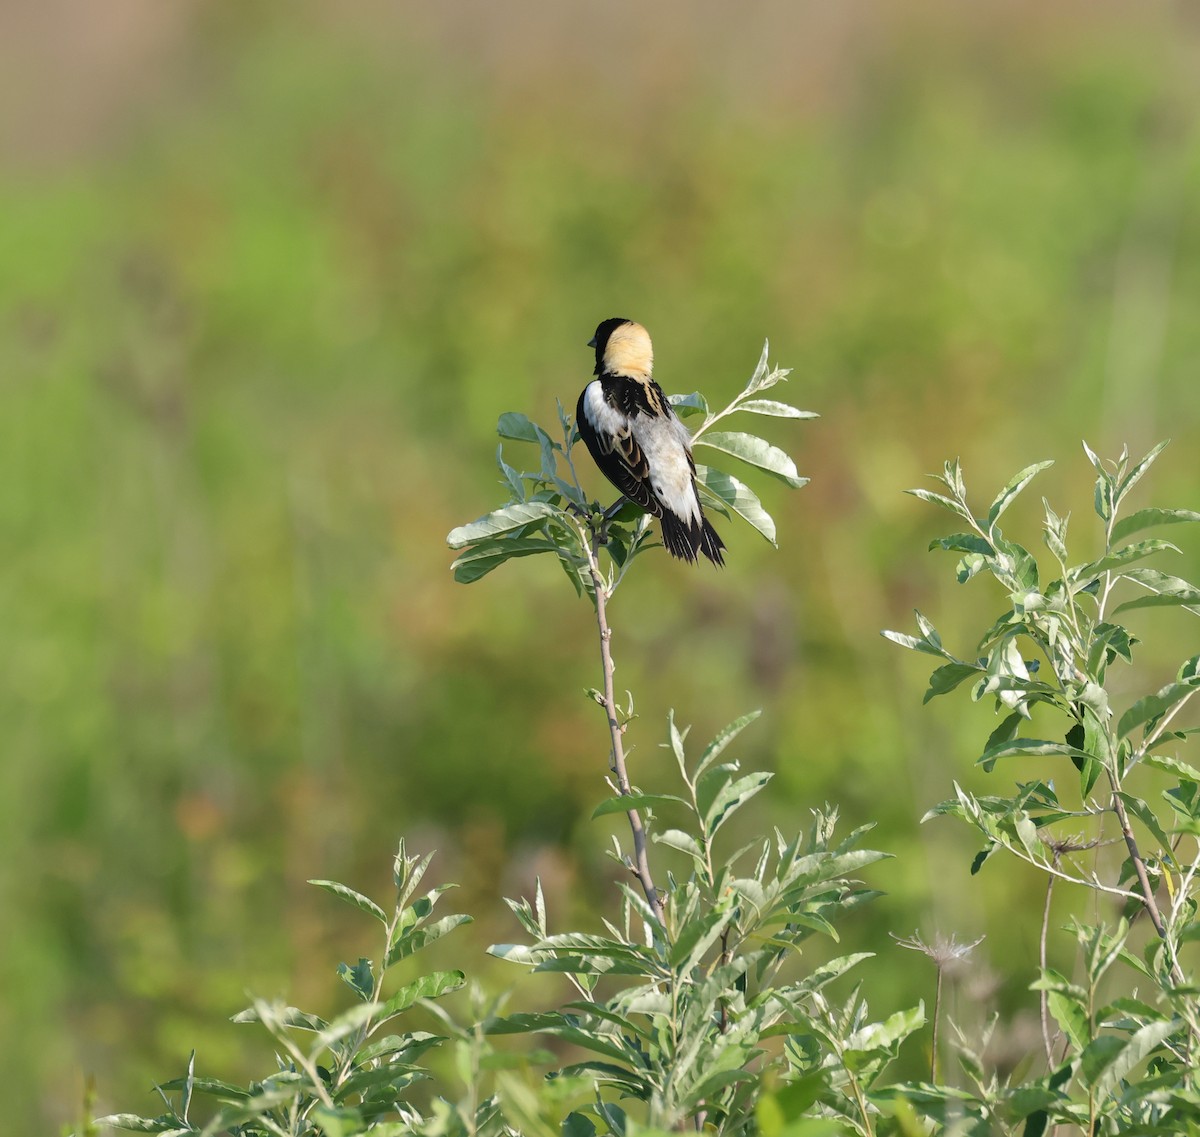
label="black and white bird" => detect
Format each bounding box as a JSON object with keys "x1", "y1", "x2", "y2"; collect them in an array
[{"x1": 576, "y1": 317, "x2": 725, "y2": 566}]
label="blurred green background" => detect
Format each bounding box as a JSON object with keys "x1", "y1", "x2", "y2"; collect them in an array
[{"x1": 2, "y1": 1, "x2": 1199, "y2": 1129}]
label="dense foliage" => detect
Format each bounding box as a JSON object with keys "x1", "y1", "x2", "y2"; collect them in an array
[{"x1": 97, "y1": 350, "x2": 1199, "y2": 1133}]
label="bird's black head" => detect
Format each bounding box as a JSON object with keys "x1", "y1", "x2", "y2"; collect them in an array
[
  {"x1": 588, "y1": 316, "x2": 648, "y2": 374},
  {"x1": 588, "y1": 317, "x2": 634, "y2": 374}
]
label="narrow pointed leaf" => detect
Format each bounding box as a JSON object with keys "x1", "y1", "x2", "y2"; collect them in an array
[
  {"x1": 695, "y1": 710, "x2": 762, "y2": 780},
  {"x1": 1111, "y1": 508, "x2": 1200, "y2": 545},
  {"x1": 734, "y1": 399, "x2": 818, "y2": 419},
  {"x1": 1118, "y1": 683, "x2": 1197, "y2": 740},
  {"x1": 1115, "y1": 440, "x2": 1170, "y2": 503},
  {"x1": 307, "y1": 880, "x2": 387, "y2": 925},
  {"x1": 447, "y1": 501, "x2": 559, "y2": 549},
  {"x1": 987, "y1": 462, "x2": 1054, "y2": 528},
  {"x1": 590, "y1": 793, "x2": 687, "y2": 820},
  {"x1": 694, "y1": 431, "x2": 807, "y2": 488},
  {"x1": 695, "y1": 464, "x2": 777, "y2": 545}
]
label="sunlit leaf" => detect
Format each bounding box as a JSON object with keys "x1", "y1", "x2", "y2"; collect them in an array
[
  {"x1": 308, "y1": 879, "x2": 387, "y2": 925},
  {"x1": 496, "y1": 411, "x2": 544, "y2": 444},
  {"x1": 987, "y1": 461, "x2": 1054, "y2": 529},
  {"x1": 1110, "y1": 507, "x2": 1200, "y2": 545},
  {"x1": 734, "y1": 399, "x2": 818, "y2": 419},
  {"x1": 446, "y1": 501, "x2": 560, "y2": 549},
  {"x1": 590, "y1": 793, "x2": 687, "y2": 820},
  {"x1": 694, "y1": 431, "x2": 807, "y2": 488},
  {"x1": 695, "y1": 464, "x2": 777, "y2": 544}
]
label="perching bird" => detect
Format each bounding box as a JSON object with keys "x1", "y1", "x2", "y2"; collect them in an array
[{"x1": 576, "y1": 317, "x2": 725, "y2": 566}]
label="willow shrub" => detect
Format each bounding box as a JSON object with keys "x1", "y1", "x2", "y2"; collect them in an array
[{"x1": 98, "y1": 347, "x2": 1198, "y2": 1136}]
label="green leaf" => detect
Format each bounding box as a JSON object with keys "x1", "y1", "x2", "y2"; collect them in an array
[
  {"x1": 450, "y1": 537, "x2": 561, "y2": 584},
  {"x1": 496, "y1": 444, "x2": 525, "y2": 501},
  {"x1": 845, "y1": 1003, "x2": 925, "y2": 1053},
  {"x1": 496, "y1": 411, "x2": 543, "y2": 443},
  {"x1": 979, "y1": 738, "x2": 1086, "y2": 772},
  {"x1": 92, "y1": 1117, "x2": 181, "y2": 1133},
  {"x1": 1079, "y1": 1034, "x2": 1126, "y2": 1087},
  {"x1": 906, "y1": 486, "x2": 970, "y2": 517},
  {"x1": 379, "y1": 969, "x2": 465, "y2": 1017},
  {"x1": 386, "y1": 914, "x2": 472, "y2": 968},
  {"x1": 1041, "y1": 978, "x2": 1089, "y2": 1052},
  {"x1": 694, "y1": 431, "x2": 807, "y2": 488},
  {"x1": 987, "y1": 461, "x2": 1054, "y2": 529},
  {"x1": 590, "y1": 793, "x2": 687, "y2": 820},
  {"x1": 668, "y1": 391, "x2": 710, "y2": 417},
  {"x1": 695, "y1": 464, "x2": 777, "y2": 545},
  {"x1": 929, "y1": 532, "x2": 994, "y2": 556},
  {"x1": 1115, "y1": 440, "x2": 1169, "y2": 504},
  {"x1": 1116, "y1": 794, "x2": 1172, "y2": 855},
  {"x1": 923, "y1": 662, "x2": 982, "y2": 704},
  {"x1": 1112, "y1": 589, "x2": 1200, "y2": 617},
  {"x1": 337, "y1": 958, "x2": 375, "y2": 1002},
  {"x1": 704, "y1": 771, "x2": 772, "y2": 838},
  {"x1": 1144, "y1": 753, "x2": 1200, "y2": 783},
  {"x1": 1094, "y1": 1018, "x2": 1176, "y2": 1100},
  {"x1": 881, "y1": 628, "x2": 946, "y2": 657},
  {"x1": 1111, "y1": 507, "x2": 1200, "y2": 545},
  {"x1": 564, "y1": 1111, "x2": 598, "y2": 1137},
  {"x1": 734, "y1": 399, "x2": 818, "y2": 419},
  {"x1": 308, "y1": 880, "x2": 387, "y2": 925},
  {"x1": 231, "y1": 1003, "x2": 327, "y2": 1031},
  {"x1": 655, "y1": 828, "x2": 703, "y2": 861},
  {"x1": 446, "y1": 501, "x2": 560, "y2": 549},
  {"x1": 1118, "y1": 683, "x2": 1197, "y2": 740},
  {"x1": 695, "y1": 710, "x2": 762, "y2": 781},
  {"x1": 1069, "y1": 539, "x2": 1180, "y2": 582}
]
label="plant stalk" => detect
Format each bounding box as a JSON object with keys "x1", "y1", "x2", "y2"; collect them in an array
[{"x1": 584, "y1": 528, "x2": 665, "y2": 925}]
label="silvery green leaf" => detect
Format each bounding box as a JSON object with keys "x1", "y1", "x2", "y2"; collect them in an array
[
  {"x1": 1115, "y1": 440, "x2": 1170, "y2": 504},
  {"x1": 695, "y1": 710, "x2": 762, "y2": 781},
  {"x1": 695, "y1": 431, "x2": 807, "y2": 488},
  {"x1": 734, "y1": 399, "x2": 818, "y2": 419},
  {"x1": 987, "y1": 461, "x2": 1054, "y2": 530},
  {"x1": 307, "y1": 879, "x2": 387, "y2": 925},
  {"x1": 450, "y1": 538, "x2": 560, "y2": 584},
  {"x1": 378, "y1": 970, "x2": 465, "y2": 1018},
  {"x1": 590, "y1": 793, "x2": 687, "y2": 820},
  {"x1": 446, "y1": 502, "x2": 559, "y2": 549},
  {"x1": 1110, "y1": 507, "x2": 1200, "y2": 545},
  {"x1": 695, "y1": 464, "x2": 777, "y2": 544},
  {"x1": 668, "y1": 391, "x2": 709, "y2": 417},
  {"x1": 1118, "y1": 682, "x2": 1197, "y2": 740}
]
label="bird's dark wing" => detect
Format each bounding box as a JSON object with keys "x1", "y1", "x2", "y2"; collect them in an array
[
  {"x1": 575, "y1": 385, "x2": 662, "y2": 516},
  {"x1": 616, "y1": 375, "x2": 671, "y2": 420}
]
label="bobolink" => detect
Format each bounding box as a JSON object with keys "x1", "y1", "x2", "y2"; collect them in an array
[{"x1": 576, "y1": 318, "x2": 725, "y2": 566}]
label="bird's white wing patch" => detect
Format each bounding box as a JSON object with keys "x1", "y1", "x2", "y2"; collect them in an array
[{"x1": 582, "y1": 381, "x2": 629, "y2": 453}]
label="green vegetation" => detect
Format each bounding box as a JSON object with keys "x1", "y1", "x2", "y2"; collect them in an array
[
  {"x1": 2, "y1": 5, "x2": 1199, "y2": 1132},
  {"x1": 97, "y1": 391, "x2": 1200, "y2": 1130}
]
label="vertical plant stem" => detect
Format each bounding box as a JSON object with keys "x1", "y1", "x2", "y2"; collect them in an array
[
  {"x1": 931, "y1": 966, "x2": 943, "y2": 1084},
  {"x1": 584, "y1": 530, "x2": 664, "y2": 924},
  {"x1": 1108, "y1": 779, "x2": 1185, "y2": 986},
  {"x1": 1040, "y1": 871, "x2": 1056, "y2": 1066}
]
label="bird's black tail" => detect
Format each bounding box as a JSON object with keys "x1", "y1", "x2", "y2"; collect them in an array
[
  {"x1": 659, "y1": 511, "x2": 725, "y2": 567},
  {"x1": 700, "y1": 516, "x2": 726, "y2": 567}
]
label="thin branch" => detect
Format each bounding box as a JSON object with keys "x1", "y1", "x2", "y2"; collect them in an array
[
  {"x1": 1108, "y1": 779, "x2": 1186, "y2": 986},
  {"x1": 1040, "y1": 870, "x2": 1056, "y2": 1067},
  {"x1": 582, "y1": 526, "x2": 665, "y2": 925}
]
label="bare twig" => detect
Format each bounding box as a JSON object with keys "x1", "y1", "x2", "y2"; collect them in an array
[{"x1": 582, "y1": 523, "x2": 664, "y2": 925}]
